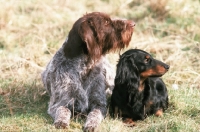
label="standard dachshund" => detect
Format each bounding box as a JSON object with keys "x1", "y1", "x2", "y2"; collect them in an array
[
  {"x1": 111, "y1": 49, "x2": 169, "y2": 126},
  {"x1": 41, "y1": 12, "x2": 135, "y2": 131}
]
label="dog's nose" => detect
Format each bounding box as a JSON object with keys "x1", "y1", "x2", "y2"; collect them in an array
[
  {"x1": 131, "y1": 21, "x2": 136, "y2": 27},
  {"x1": 165, "y1": 65, "x2": 170, "y2": 70},
  {"x1": 128, "y1": 21, "x2": 136, "y2": 27}
]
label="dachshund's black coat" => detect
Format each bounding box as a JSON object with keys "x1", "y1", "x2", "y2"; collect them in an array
[{"x1": 111, "y1": 49, "x2": 169, "y2": 125}]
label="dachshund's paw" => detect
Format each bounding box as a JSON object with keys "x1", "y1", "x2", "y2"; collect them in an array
[{"x1": 123, "y1": 118, "x2": 136, "y2": 127}]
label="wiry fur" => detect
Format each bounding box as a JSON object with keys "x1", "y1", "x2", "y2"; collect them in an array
[
  {"x1": 111, "y1": 49, "x2": 169, "y2": 126},
  {"x1": 41, "y1": 12, "x2": 135, "y2": 131}
]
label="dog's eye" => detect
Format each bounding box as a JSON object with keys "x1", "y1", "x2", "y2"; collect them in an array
[
  {"x1": 88, "y1": 20, "x2": 93, "y2": 25},
  {"x1": 105, "y1": 20, "x2": 109, "y2": 25},
  {"x1": 144, "y1": 58, "x2": 150, "y2": 63}
]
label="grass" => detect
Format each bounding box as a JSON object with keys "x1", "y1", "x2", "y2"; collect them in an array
[{"x1": 0, "y1": 0, "x2": 200, "y2": 131}]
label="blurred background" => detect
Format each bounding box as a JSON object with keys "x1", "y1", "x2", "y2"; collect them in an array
[{"x1": 0, "y1": 0, "x2": 200, "y2": 131}]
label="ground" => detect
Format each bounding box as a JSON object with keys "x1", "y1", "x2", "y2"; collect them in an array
[{"x1": 0, "y1": 0, "x2": 200, "y2": 131}]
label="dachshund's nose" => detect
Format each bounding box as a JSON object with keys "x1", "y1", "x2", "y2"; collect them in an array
[{"x1": 165, "y1": 65, "x2": 170, "y2": 70}]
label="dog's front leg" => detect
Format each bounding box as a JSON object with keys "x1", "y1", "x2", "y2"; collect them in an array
[
  {"x1": 83, "y1": 68, "x2": 107, "y2": 132},
  {"x1": 54, "y1": 106, "x2": 71, "y2": 129},
  {"x1": 83, "y1": 109, "x2": 104, "y2": 132}
]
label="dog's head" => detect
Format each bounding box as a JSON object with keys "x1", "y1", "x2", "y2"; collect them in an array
[
  {"x1": 115, "y1": 49, "x2": 169, "y2": 85},
  {"x1": 64, "y1": 12, "x2": 135, "y2": 61}
]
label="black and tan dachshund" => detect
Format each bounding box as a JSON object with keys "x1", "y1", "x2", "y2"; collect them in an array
[{"x1": 111, "y1": 49, "x2": 169, "y2": 126}]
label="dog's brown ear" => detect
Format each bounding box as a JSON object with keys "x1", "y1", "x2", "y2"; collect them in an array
[{"x1": 78, "y1": 20, "x2": 101, "y2": 61}]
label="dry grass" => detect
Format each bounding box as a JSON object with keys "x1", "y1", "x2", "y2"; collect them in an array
[{"x1": 0, "y1": 0, "x2": 200, "y2": 131}]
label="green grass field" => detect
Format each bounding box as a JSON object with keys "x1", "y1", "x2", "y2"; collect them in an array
[{"x1": 0, "y1": 0, "x2": 200, "y2": 131}]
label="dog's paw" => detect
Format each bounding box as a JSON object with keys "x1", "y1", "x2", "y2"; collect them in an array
[
  {"x1": 155, "y1": 109, "x2": 163, "y2": 117},
  {"x1": 123, "y1": 118, "x2": 136, "y2": 127},
  {"x1": 54, "y1": 106, "x2": 71, "y2": 129},
  {"x1": 83, "y1": 109, "x2": 103, "y2": 132},
  {"x1": 54, "y1": 120, "x2": 69, "y2": 129},
  {"x1": 83, "y1": 126, "x2": 96, "y2": 132}
]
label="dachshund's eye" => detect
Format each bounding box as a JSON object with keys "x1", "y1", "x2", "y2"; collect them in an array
[
  {"x1": 144, "y1": 55, "x2": 150, "y2": 63},
  {"x1": 144, "y1": 58, "x2": 150, "y2": 63}
]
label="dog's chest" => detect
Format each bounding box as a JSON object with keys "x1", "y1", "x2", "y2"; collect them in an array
[
  {"x1": 138, "y1": 84, "x2": 145, "y2": 92},
  {"x1": 80, "y1": 64, "x2": 94, "y2": 80},
  {"x1": 80, "y1": 57, "x2": 103, "y2": 77}
]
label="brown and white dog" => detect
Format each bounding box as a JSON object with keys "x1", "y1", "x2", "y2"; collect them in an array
[{"x1": 41, "y1": 12, "x2": 135, "y2": 131}]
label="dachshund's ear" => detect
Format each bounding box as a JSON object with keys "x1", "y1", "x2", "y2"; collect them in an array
[
  {"x1": 78, "y1": 20, "x2": 101, "y2": 61},
  {"x1": 115, "y1": 55, "x2": 139, "y2": 89}
]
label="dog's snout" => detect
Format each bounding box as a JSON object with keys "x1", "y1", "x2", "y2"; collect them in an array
[
  {"x1": 128, "y1": 20, "x2": 136, "y2": 27},
  {"x1": 165, "y1": 65, "x2": 170, "y2": 70},
  {"x1": 131, "y1": 21, "x2": 136, "y2": 27}
]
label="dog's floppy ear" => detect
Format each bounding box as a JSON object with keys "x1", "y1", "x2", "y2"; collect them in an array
[
  {"x1": 115, "y1": 54, "x2": 140, "y2": 90},
  {"x1": 78, "y1": 19, "x2": 101, "y2": 61},
  {"x1": 63, "y1": 17, "x2": 101, "y2": 59}
]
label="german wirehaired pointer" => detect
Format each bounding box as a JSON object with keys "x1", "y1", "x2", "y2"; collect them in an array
[
  {"x1": 41, "y1": 12, "x2": 135, "y2": 131},
  {"x1": 111, "y1": 49, "x2": 169, "y2": 126}
]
